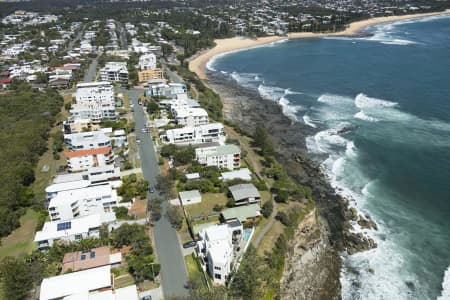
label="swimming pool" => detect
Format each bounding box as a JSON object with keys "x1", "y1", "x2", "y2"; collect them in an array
[{"x1": 242, "y1": 229, "x2": 252, "y2": 241}]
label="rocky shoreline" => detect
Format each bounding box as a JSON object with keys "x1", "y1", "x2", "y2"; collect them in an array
[{"x1": 207, "y1": 72, "x2": 377, "y2": 299}]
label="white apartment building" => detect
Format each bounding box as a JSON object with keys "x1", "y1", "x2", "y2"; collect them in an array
[
  {"x1": 100, "y1": 62, "x2": 128, "y2": 83},
  {"x1": 195, "y1": 144, "x2": 241, "y2": 170},
  {"x1": 76, "y1": 82, "x2": 115, "y2": 105},
  {"x1": 65, "y1": 146, "x2": 115, "y2": 172},
  {"x1": 48, "y1": 185, "x2": 118, "y2": 221},
  {"x1": 197, "y1": 223, "x2": 243, "y2": 284},
  {"x1": 70, "y1": 82, "x2": 116, "y2": 124},
  {"x1": 34, "y1": 213, "x2": 116, "y2": 251},
  {"x1": 69, "y1": 103, "x2": 116, "y2": 124},
  {"x1": 160, "y1": 97, "x2": 201, "y2": 112},
  {"x1": 164, "y1": 122, "x2": 226, "y2": 145},
  {"x1": 138, "y1": 53, "x2": 157, "y2": 70},
  {"x1": 45, "y1": 165, "x2": 122, "y2": 200},
  {"x1": 64, "y1": 130, "x2": 112, "y2": 151},
  {"x1": 173, "y1": 107, "x2": 209, "y2": 127}
]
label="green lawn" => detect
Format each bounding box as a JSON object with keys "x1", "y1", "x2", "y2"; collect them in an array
[
  {"x1": 114, "y1": 273, "x2": 135, "y2": 289},
  {"x1": 184, "y1": 193, "x2": 228, "y2": 217},
  {"x1": 0, "y1": 209, "x2": 38, "y2": 258},
  {"x1": 185, "y1": 253, "x2": 208, "y2": 289}
]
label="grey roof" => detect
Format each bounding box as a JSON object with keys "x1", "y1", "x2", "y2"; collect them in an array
[
  {"x1": 179, "y1": 189, "x2": 201, "y2": 201},
  {"x1": 228, "y1": 183, "x2": 260, "y2": 201},
  {"x1": 221, "y1": 204, "x2": 261, "y2": 222}
]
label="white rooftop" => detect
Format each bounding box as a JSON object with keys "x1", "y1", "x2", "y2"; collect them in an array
[
  {"x1": 174, "y1": 107, "x2": 208, "y2": 118},
  {"x1": 45, "y1": 180, "x2": 91, "y2": 194},
  {"x1": 76, "y1": 81, "x2": 112, "y2": 88},
  {"x1": 207, "y1": 239, "x2": 233, "y2": 266},
  {"x1": 34, "y1": 213, "x2": 116, "y2": 243},
  {"x1": 221, "y1": 168, "x2": 252, "y2": 181},
  {"x1": 48, "y1": 185, "x2": 115, "y2": 208},
  {"x1": 204, "y1": 224, "x2": 231, "y2": 242},
  {"x1": 52, "y1": 173, "x2": 85, "y2": 184},
  {"x1": 39, "y1": 266, "x2": 111, "y2": 300}
]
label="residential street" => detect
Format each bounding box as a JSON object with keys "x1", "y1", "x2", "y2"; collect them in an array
[
  {"x1": 123, "y1": 88, "x2": 189, "y2": 299},
  {"x1": 83, "y1": 58, "x2": 98, "y2": 82},
  {"x1": 161, "y1": 60, "x2": 184, "y2": 84}
]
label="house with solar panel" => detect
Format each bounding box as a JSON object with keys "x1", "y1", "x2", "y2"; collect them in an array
[{"x1": 34, "y1": 213, "x2": 116, "y2": 251}]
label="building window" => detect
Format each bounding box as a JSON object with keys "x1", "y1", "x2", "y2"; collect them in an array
[
  {"x1": 214, "y1": 266, "x2": 221, "y2": 271},
  {"x1": 75, "y1": 234, "x2": 82, "y2": 240},
  {"x1": 214, "y1": 274, "x2": 222, "y2": 280}
]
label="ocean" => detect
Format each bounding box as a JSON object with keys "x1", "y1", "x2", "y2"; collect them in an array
[{"x1": 208, "y1": 14, "x2": 450, "y2": 300}]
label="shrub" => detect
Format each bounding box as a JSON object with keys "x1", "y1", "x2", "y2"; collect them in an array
[
  {"x1": 275, "y1": 190, "x2": 289, "y2": 203},
  {"x1": 261, "y1": 201, "x2": 273, "y2": 218},
  {"x1": 275, "y1": 212, "x2": 291, "y2": 226},
  {"x1": 213, "y1": 204, "x2": 224, "y2": 212}
]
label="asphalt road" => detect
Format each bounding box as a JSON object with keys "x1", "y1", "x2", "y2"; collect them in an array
[
  {"x1": 160, "y1": 59, "x2": 184, "y2": 84},
  {"x1": 83, "y1": 59, "x2": 98, "y2": 82},
  {"x1": 67, "y1": 25, "x2": 85, "y2": 52},
  {"x1": 124, "y1": 88, "x2": 189, "y2": 299},
  {"x1": 116, "y1": 21, "x2": 128, "y2": 50}
]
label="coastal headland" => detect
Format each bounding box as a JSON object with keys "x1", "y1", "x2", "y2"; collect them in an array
[
  {"x1": 189, "y1": 9, "x2": 450, "y2": 79},
  {"x1": 188, "y1": 9, "x2": 450, "y2": 299}
]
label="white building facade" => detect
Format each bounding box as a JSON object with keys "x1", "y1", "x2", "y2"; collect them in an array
[
  {"x1": 138, "y1": 53, "x2": 157, "y2": 70},
  {"x1": 64, "y1": 130, "x2": 112, "y2": 151},
  {"x1": 100, "y1": 62, "x2": 128, "y2": 83},
  {"x1": 195, "y1": 144, "x2": 241, "y2": 170},
  {"x1": 173, "y1": 107, "x2": 209, "y2": 127},
  {"x1": 164, "y1": 123, "x2": 226, "y2": 145},
  {"x1": 197, "y1": 224, "x2": 242, "y2": 284},
  {"x1": 65, "y1": 147, "x2": 115, "y2": 172},
  {"x1": 34, "y1": 213, "x2": 116, "y2": 251},
  {"x1": 75, "y1": 82, "x2": 115, "y2": 105},
  {"x1": 48, "y1": 185, "x2": 118, "y2": 221}
]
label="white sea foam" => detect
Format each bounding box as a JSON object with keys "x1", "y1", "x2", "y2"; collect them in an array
[
  {"x1": 309, "y1": 91, "x2": 440, "y2": 299},
  {"x1": 355, "y1": 93, "x2": 398, "y2": 109},
  {"x1": 303, "y1": 115, "x2": 317, "y2": 128},
  {"x1": 256, "y1": 84, "x2": 303, "y2": 120},
  {"x1": 231, "y1": 72, "x2": 262, "y2": 88},
  {"x1": 354, "y1": 110, "x2": 379, "y2": 122},
  {"x1": 437, "y1": 266, "x2": 450, "y2": 300},
  {"x1": 279, "y1": 96, "x2": 303, "y2": 120},
  {"x1": 318, "y1": 93, "x2": 353, "y2": 105},
  {"x1": 257, "y1": 84, "x2": 286, "y2": 102}
]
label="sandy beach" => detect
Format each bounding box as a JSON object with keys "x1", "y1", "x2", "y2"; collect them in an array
[{"x1": 189, "y1": 9, "x2": 450, "y2": 79}]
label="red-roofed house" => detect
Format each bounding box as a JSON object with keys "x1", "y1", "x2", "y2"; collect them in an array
[
  {"x1": 65, "y1": 146, "x2": 115, "y2": 172},
  {"x1": 0, "y1": 77, "x2": 12, "y2": 89}
]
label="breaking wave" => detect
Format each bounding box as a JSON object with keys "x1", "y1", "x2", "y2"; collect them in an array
[
  {"x1": 437, "y1": 266, "x2": 450, "y2": 300},
  {"x1": 354, "y1": 111, "x2": 379, "y2": 122}
]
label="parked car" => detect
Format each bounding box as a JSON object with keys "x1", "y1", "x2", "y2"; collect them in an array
[
  {"x1": 136, "y1": 138, "x2": 141, "y2": 144},
  {"x1": 183, "y1": 241, "x2": 197, "y2": 248},
  {"x1": 148, "y1": 186, "x2": 155, "y2": 193}
]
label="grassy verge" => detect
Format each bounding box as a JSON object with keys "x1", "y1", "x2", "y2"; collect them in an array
[
  {"x1": 0, "y1": 209, "x2": 38, "y2": 258},
  {"x1": 185, "y1": 253, "x2": 208, "y2": 289}
]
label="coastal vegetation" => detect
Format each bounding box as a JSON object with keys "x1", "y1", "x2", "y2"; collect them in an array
[
  {"x1": 0, "y1": 82, "x2": 63, "y2": 238},
  {"x1": 0, "y1": 223, "x2": 158, "y2": 299}
]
